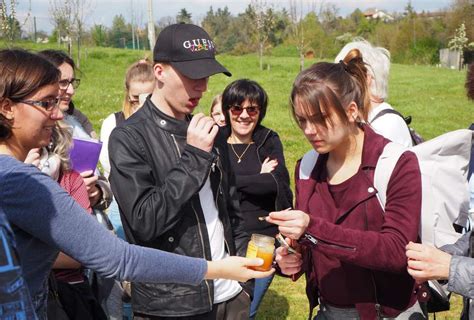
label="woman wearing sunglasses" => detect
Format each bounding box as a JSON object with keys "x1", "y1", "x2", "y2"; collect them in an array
[
  {"x1": 0, "y1": 49, "x2": 274, "y2": 319},
  {"x1": 221, "y1": 79, "x2": 293, "y2": 320}
]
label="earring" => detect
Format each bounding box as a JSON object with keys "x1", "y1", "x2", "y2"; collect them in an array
[{"x1": 5, "y1": 114, "x2": 13, "y2": 120}]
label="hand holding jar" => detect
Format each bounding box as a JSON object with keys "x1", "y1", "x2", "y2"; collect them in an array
[{"x1": 245, "y1": 234, "x2": 275, "y2": 271}]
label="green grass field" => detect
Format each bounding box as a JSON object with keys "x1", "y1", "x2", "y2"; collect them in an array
[{"x1": 3, "y1": 42, "x2": 472, "y2": 319}]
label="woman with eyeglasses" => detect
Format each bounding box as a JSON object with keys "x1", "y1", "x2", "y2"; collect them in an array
[
  {"x1": 0, "y1": 48, "x2": 273, "y2": 320},
  {"x1": 221, "y1": 79, "x2": 293, "y2": 320},
  {"x1": 38, "y1": 50, "x2": 113, "y2": 213}
]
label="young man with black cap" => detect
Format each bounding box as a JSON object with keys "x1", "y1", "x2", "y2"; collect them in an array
[{"x1": 108, "y1": 24, "x2": 252, "y2": 319}]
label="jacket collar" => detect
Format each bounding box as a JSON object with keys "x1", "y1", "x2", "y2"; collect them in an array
[
  {"x1": 360, "y1": 124, "x2": 389, "y2": 170},
  {"x1": 307, "y1": 125, "x2": 388, "y2": 222},
  {"x1": 142, "y1": 98, "x2": 189, "y2": 137}
]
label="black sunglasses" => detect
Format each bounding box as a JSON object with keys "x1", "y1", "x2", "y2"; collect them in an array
[{"x1": 229, "y1": 105, "x2": 260, "y2": 116}]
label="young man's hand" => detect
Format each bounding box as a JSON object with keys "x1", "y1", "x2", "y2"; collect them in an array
[{"x1": 187, "y1": 113, "x2": 219, "y2": 153}]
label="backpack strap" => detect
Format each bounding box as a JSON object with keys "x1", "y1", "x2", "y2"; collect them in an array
[
  {"x1": 373, "y1": 142, "x2": 407, "y2": 211},
  {"x1": 299, "y1": 149, "x2": 319, "y2": 180},
  {"x1": 114, "y1": 111, "x2": 126, "y2": 126},
  {"x1": 370, "y1": 108, "x2": 410, "y2": 125}
]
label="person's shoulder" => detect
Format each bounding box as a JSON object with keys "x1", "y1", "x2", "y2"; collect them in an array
[{"x1": 0, "y1": 156, "x2": 35, "y2": 176}]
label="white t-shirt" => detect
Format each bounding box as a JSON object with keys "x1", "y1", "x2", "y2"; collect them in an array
[
  {"x1": 199, "y1": 177, "x2": 242, "y2": 303},
  {"x1": 99, "y1": 113, "x2": 117, "y2": 178},
  {"x1": 368, "y1": 102, "x2": 413, "y2": 148}
]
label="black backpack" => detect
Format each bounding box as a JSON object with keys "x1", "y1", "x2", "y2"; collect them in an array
[{"x1": 371, "y1": 109, "x2": 424, "y2": 145}]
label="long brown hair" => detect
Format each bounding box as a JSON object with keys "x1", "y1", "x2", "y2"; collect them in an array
[
  {"x1": 0, "y1": 49, "x2": 60, "y2": 140},
  {"x1": 290, "y1": 48, "x2": 370, "y2": 128}
]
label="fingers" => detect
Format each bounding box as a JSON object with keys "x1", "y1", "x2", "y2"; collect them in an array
[
  {"x1": 247, "y1": 268, "x2": 275, "y2": 280},
  {"x1": 82, "y1": 174, "x2": 99, "y2": 189},
  {"x1": 187, "y1": 113, "x2": 217, "y2": 153},
  {"x1": 266, "y1": 210, "x2": 309, "y2": 240},
  {"x1": 275, "y1": 247, "x2": 303, "y2": 275},
  {"x1": 243, "y1": 258, "x2": 265, "y2": 268},
  {"x1": 406, "y1": 241, "x2": 424, "y2": 251},
  {"x1": 25, "y1": 148, "x2": 41, "y2": 166},
  {"x1": 80, "y1": 170, "x2": 94, "y2": 178}
]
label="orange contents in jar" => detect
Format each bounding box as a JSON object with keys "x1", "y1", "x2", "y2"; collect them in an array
[{"x1": 246, "y1": 234, "x2": 275, "y2": 271}]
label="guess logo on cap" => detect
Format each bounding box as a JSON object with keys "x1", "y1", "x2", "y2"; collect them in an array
[{"x1": 182, "y1": 39, "x2": 216, "y2": 53}]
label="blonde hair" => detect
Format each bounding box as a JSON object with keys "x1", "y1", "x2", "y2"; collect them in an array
[
  {"x1": 209, "y1": 94, "x2": 222, "y2": 114},
  {"x1": 122, "y1": 59, "x2": 155, "y2": 119},
  {"x1": 49, "y1": 121, "x2": 73, "y2": 172}
]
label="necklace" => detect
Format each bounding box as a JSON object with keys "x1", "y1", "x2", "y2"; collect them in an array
[{"x1": 229, "y1": 143, "x2": 252, "y2": 163}]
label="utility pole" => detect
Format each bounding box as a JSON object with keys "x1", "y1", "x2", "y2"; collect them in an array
[
  {"x1": 33, "y1": 16, "x2": 37, "y2": 42},
  {"x1": 131, "y1": 0, "x2": 135, "y2": 49},
  {"x1": 147, "y1": 0, "x2": 155, "y2": 50}
]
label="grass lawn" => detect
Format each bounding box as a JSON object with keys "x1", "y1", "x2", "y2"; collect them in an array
[{"x1": 3, "y1": 42, "x2": 472, "y2": 319}]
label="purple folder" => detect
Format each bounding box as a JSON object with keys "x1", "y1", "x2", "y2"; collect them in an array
[{"x1": 69, "y1": 138, "x2": 103, "y2": 173}]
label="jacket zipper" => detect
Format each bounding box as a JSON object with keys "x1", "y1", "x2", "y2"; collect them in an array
[
  {"x1": 170, "y1": 134, "x2": 181, "y2": 157},
  {"x1": 171, "y1": 132, "x2": 212, "y2": 310},
  {"x1": 303, "y1": 233, "x2": 356, "y2": 252}
]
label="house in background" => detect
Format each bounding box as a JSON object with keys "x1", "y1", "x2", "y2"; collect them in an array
[{"x1": 363, "y1": 8, "x2": 394, "y2": 22}]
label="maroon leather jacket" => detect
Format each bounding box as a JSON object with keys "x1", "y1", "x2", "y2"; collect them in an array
[{"x1": 295, "y1": 126, "x2": 421, "y2": 319}]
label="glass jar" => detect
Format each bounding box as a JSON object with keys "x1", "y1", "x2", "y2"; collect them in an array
[{"x1": 245, "y1": 234, "x2": 275, "y2": 271}]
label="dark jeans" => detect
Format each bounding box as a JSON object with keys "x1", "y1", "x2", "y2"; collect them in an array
[
  {"x1": 56, "y1": 280, "x2": 107, "y2": 320},
  {"x1": 133, "y1": 290, "x2": 250, "y2": 320},
  {"x1": 249, "y1": 274, "x2": 274, "y2": 319}
]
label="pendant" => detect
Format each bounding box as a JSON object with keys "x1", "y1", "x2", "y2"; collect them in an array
[{"x1": 237, "y1": 159, "x2": 241, "y2": 163}]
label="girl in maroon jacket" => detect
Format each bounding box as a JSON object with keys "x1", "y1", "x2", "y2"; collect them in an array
[{"x1": 266, "y1": 49, "x2": 425, "y2": 319}]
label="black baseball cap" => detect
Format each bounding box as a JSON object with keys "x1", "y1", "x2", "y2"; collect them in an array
[{"x1": 153, "y1": 23, "x2": 232, "y2": 80}]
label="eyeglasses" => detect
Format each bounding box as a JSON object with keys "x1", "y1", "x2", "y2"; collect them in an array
[
  {"x1": 20, "y1": 98, "x2": 60, "y2": 111},
  {"x1": 229, "y1": 105, "x2": 260, "y2": 117},
  {"x1": 128, "y1": 97, "x2": 140, "y2": 106},
  {"x1": 59, "y1": 78, "x2": 80, "y2": 90}
]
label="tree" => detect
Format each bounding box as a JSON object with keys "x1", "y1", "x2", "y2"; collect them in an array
[
  {"x1": 109, "y1": 14, "x2": 130, "y2": 48},
  {"x1": 248, "y1": 0, "x2": 276, "y2": 70},
  {"x1": 70, "y1": 0, "x2": 93, "y2": 68},
  {"x1": 288, "y1": 0, "x2": 313, "y2": 70},
  {"x1": 176, "y1": 8, "x2": 192, "y2": 24},
  {"x1": 91, "y1": 24, "x2": 108, "y2": 46},
  {"x1": 202, "y1": 6, "x2": 235, "y2": 52},
  {"x1": 49, "y1": 0, "x2": 73, "y2": 46},
  {"x1": 0, "y1": 0, "x2": 22, "y2": 41},
  {"x1": 449, "y1": 23, "x2": 469, "y2": 69}
]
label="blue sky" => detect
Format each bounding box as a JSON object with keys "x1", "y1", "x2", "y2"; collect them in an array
[{"x1": 15, "y1": 0, "x2": 453, "y2": 34}]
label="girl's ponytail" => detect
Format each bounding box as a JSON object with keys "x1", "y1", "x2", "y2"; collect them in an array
[{"x1": 341, "y1": 49, "x2": 370, "y2": 121}]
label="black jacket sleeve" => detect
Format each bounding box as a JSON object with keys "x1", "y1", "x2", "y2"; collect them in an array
[{"x1": 109, "y1": 126, "x2": 215, "y2": 243}]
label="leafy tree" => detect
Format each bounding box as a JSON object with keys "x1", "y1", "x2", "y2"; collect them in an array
[
  {"x1": 176, "y1": 8, "x2": 192, "y2": 24},
  {"x1": 202, "y1": 6, "x2": 236, "y2": 52},
  {"x1": 91, "y1": 24, "x2": 108, "y2": 47},
  {"x1": 49, "y1": 0, "x2": 73, "y2": 45},
  {"x1": 109, "y1": 14, "x2": 130, "y2": 48},
  {"x1": 0, "y1": 0, "x2": 22, "y2": 41},
  {"x1": 247, "y1": 0, "x2": 278, "y2": 70}
]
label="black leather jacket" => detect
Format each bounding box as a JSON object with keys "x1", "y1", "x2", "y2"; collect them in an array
[{"x1": 108, "y1": 99, "x2": 248, "y2": 317}]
